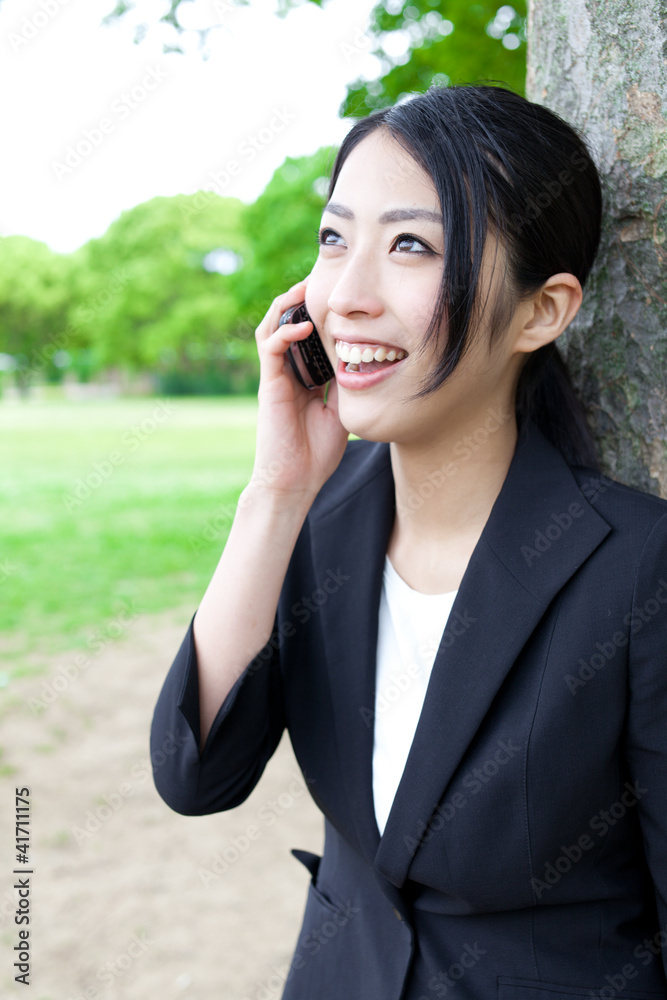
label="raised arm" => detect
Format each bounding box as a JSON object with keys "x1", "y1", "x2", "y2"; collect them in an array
[
  {"x1": 151, "y1": 277, "x2": 348, "y2": 813},
  {"x1": 193, "y1": 277, "x2": 347, "y2": 750}
]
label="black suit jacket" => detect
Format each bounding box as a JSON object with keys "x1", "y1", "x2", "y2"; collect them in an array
[{"x1": 151, "y1": 419, "x2": 667, "y2": 999}]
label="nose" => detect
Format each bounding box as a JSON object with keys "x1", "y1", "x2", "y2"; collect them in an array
[{"x1": 326, "y1": 256, "x2": 384, "y2": 320}]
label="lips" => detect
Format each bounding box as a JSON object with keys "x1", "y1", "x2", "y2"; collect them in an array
[{"x1": 327, "y1": 334, "x2": 410, "y2": 389}]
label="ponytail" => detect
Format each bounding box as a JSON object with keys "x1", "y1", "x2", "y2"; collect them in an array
[{"x1": 515, "y1": 343, "x2": 600, "y2": 470}]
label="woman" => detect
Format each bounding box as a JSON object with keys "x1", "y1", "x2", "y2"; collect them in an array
[{"x1": 151, "y1": 85, "x2": 667, "y2": 998}]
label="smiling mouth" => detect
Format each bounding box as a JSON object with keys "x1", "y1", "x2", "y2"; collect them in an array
[{"x1": 334, "y1": 340, "x2": 408, "y2": 373}]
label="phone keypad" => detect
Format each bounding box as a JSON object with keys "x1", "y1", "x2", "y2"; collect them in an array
[{"x1": 281, "y1": 303, "x2": 335, "y2": 389}]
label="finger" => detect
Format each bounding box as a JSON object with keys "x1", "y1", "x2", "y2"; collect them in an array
[
  {"x1": 255, "y1": 279, "x2": 311, "y2": 344},
  {"x1": 257, "y1": 320, "x2": 314, "y2": 385},
  {"x1": 261, "y1": 319, "x2": 313, "y2": 358}
]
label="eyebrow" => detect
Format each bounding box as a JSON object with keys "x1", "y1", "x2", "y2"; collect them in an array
[{"x1": 324, "y1": 202, "x2": 442, "y2": 225}]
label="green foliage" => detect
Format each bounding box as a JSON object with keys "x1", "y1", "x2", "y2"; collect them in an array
[
  {"x1": 229, "y1": 147, "x2": 336, "y2": 333},
  {"x1": 0, "y1": 236, "x2": 74, "y2": 392},
  {"x1": 341, "y1": 1, "x2": 527, "y2": 117},
  {"x1": 0, "y1": 158, "x2": 333, "y2": 395},
  {"x1": 101, "y1": 1, "x2": 527, "y2": 111},
  {"x1": 72, "y1": 193, "x2": 248, "y2": 384},
  {"x1": 101, "y1": 0, "x2": 325, "y2": 50},
  {"x1": 0, "y1": 3, "x2": 529, "y2": 394}
]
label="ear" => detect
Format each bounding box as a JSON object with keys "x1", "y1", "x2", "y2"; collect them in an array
[{"x1": 512, "y1": 273, "x2": 583, "y2": 355}]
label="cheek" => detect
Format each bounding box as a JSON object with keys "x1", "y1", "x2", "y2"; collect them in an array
[
  {"x1": 400, "y1": 275, "x2": 442, "y2": 334},
  {"x1": 304, "y1": 272, "x2": 329, "y2": 332}
]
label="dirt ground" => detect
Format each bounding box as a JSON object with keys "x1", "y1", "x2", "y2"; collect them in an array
[{"x1": 0, "y1": 604, "x2": 325, "y2": 1000}]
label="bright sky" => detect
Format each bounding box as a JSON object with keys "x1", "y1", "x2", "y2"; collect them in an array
[{"x1": 0, "y1": 0, "x2": 380, "y2": 253}]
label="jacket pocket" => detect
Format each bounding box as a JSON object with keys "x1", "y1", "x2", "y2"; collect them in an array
[
  {"x1": 291, "y1": 848, "x2": 350, "y2": 918},
  {"x1": 281, "y1": 879, "x2": 363, "y2": 999},
  {"x1": 498, "y1": 977, "x2": 665, "y2": 999},
  {"x1": 303, "y1": 871, "x2": 360, "y2": 926},
  {"x1": 291, "y1": 847, "x2": 321, "y2": 880}
]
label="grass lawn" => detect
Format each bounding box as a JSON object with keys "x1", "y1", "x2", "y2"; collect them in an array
[{"x1": 0, "y1": 395, "x2": 260, "y2": 678}]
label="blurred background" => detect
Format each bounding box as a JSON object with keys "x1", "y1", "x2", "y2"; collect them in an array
[{"x1": 0, "y1": 1, "x2": 526, "y2": 997}]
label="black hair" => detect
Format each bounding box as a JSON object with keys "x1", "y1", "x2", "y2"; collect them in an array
[{"x1": 327, "y1": 84, "x2": 602, "y2": 469}]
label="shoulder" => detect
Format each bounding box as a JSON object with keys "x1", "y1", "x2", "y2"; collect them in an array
[
  {"x1": 566, "y1": 462, "x2": 667, "y2": 607},
  {"x1": 568, "y1": 462, "x2": 667, "y2": 543}
]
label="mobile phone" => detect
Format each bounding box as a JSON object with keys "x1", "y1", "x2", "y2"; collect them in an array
[{"x1": 278, "y1": 302, "x2": 335, "y2": 390}]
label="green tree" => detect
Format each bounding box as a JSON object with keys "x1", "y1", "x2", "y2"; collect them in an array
[
  {"x1": 342, "y1": 1, "x2": 526, "y2": 116},
  {"x1": 0, "y1": 236, "x2": 73, "y2": 393},
  {"x1": 103, "y1": 1, "x2": 527, "y2": 113},
  {"x1": 73, "y1": 193, "x2": 248, "y2": 387},
  {"x1": 229, "y1": 147, "x2": 335, "y2": 337}
]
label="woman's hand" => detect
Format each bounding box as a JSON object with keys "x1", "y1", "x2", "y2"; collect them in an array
[{"x1": 250, "y1": 276, "x2": 348, "y2": 504}]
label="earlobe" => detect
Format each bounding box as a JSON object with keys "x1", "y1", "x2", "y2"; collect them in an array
[{"x1": 513, "y1": 273, "x2": 583, "y2": 355}]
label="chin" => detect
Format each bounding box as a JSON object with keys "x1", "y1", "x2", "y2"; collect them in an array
[{"x1": 336, "y1": 400, "x2": 395, "y2": 444}]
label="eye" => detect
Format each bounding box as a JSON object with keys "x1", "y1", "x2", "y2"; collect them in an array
[
  {"x1": 392, "y1": 233, "x2": 434, "y2": 255},
  {"x1": 317, "y1": 227, "x2": 345, "y2": 247}
]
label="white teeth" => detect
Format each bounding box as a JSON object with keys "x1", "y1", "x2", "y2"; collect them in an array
[{"x1": 334, "y1": 341, "x2": 407, "y2": 364}]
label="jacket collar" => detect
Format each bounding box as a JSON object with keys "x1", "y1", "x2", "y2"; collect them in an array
[{"x1": 308, "y1": 419, "x2": 611, "y2": 888}]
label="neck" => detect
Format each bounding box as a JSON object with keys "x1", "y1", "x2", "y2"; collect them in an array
[{"x1": 389, "y1": 402, "x2": 518, "y2": 548}]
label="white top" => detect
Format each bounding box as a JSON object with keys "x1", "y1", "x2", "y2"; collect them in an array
[{"x1": 372, "y1": 554, "x2": 458, "y2": 836}]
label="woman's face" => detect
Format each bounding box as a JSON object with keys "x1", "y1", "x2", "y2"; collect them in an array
[{"x1": 305, "y1": 129, "x2": 522, "y2": 446}]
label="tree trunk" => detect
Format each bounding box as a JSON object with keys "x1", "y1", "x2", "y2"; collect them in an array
[{"x1": 526, "y1": 0, "x2": 667, "y2": 496}]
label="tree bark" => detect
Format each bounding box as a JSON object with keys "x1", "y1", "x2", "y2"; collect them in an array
[{"x1": 526, "y1": 0, "x2": 667, "y2": 496}]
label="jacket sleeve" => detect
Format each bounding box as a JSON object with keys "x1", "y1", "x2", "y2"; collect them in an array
[
  {"x1": 150, "y1": 610, "x2": 286, "y2": 816},
  {"x1": 625, "y1": 511, "x2": 667, "y2": 959}
]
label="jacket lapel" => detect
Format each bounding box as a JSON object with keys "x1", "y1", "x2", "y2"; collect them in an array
[
  {"x1": 309, "y1": 422, "x2": 612, "y2": 888},
  {"x1": 308, "y1": 441, "x2": 395, "y2": 865}
]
